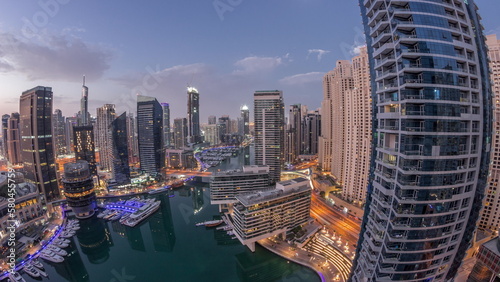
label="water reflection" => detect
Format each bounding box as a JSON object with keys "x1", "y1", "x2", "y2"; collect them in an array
[
  {"x1": 149, "y1": 194, "x2": 176, "y2": 253},
  {"x1": 192, "y1": 186, "x2": 204, "y2": 215},
  {"x1": 53, "y1": 237, "x2": 90, "y2": 282},
  {"x1": 76, "y1": 216, "x2": 113, "y2": 264}
]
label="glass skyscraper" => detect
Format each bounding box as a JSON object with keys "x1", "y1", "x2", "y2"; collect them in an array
[
  {"x1": 187, "y1": 87, "x2": 201, "y2": 144},
  {"x1": 111, "y1": 112, "x2": 130, "y2": 185},
  {"x1": 137, "y1": 95, "x2": 164, "y2": 175},
  {"x1": 351, "y1": 0, "x2": 493, "y2": 281},
  {"x1": 161, "y1": 103, "x2": 171, "y2": 148}
]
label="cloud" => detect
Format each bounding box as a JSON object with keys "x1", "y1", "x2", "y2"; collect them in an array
[
  {"x1": 233, "y1": 54, "x2": 290, "y2": 75},
  {"x1": 349, "y1": 44, "x2": 365, "y2": 56},
  {"x1": 0, "y1": 31, "x2": 112, "y2": 81},
  {"x1": 307, "y1": 49, "x2": 330, "y2": 61},
  {"x1": 279, "y1": 72, "x2": 324, "y2": 85}
]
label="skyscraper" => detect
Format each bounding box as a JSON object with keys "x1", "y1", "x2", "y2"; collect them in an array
[
  {"x1": 340, "y1": 47, "x2": 372, "y2": 206},
  {"x1": 287, "y1": 104, "x2": 302, "y2": 164},
  {"x1": 137, "y1": 95, "x2": 164, "y2": 175},
  {"x1": 241, "y1": 105, "x2": 250, "y2": 135},
  {"x1": 479, "y1": 34, "x2": 500, "y2": 232},
  {"x1": 111, "y1": 112, "x2": 130, "y2": 185},
  {"x1": 254, "y1": 90, "x2": 284, "y2": 183},
  {"x1": 19, "y1": 86, "x2": 60, "y2": 204},
  {"x1": 53, "y1": 109, "x2": 67, "y2": 156},
  {"x1": 303, "y1": 110, "x2": 321, "y2": 155},
  {"x1": 351, "y1": 1, "x2": 492, "y2": 281},
  {"x1": 65, "y1": 116, "x2": 78, "y2": 153},
  {"x1": 173, "y1": 118, "x2": 187, "y2": 149},
  {"x1": 7, "y1": 113, "x2": 21, "y2": 165},
  {"x1": 2, "y1": 114, "x2": 10, "y2": 159},
  {"x1": 80, "y1": 76, "x2": 90, "y2": 126},
  {"x1": 96, "y1": 104, "x2": 115, "y2": 171},
  {"x1": 161, "y1": 103, "x2": 171, "y2": 148},
  {"x1": 62, "y1": 161, "x2": 96, "y2": 219},
  {"x1": 208, "y1": 115, "x2": 217, "y2": 125},
  {"x1": 187, "y1": 87, "x2": 201, "y2": 144},
  {"x1": 74, "y1": 125, "x2": 97, "y2": 176},
  {"x1": 126, "y1": 113, "x2": 139, "y2": 164}
]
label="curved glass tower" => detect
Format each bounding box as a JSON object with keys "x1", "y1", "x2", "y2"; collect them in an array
[
  {"x1": 63, "y1": 161, "x2": 96, "y2": 219},
  {"x1": 351, "y1": 0, "x2": 492, "y2": 281}
]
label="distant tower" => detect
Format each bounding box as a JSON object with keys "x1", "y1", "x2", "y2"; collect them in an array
[
  {"x1": 241, "y1": 105, "x2": 249, "y2": 135},
  {"x1": 80, "y1": 76, "x2": 89, "y2": 126},
  {"x1": 161, "y1": 103, "x2": 171, "y2": 148},
  {"x1": 208, "y1": 115, "x2": 217, "y2": 125},
  {"x1": 63, "y1": 161, "x2": 96, "y2": 219},
  {"x1": 253, "y1": 90, "x2": 285, "y2": 183},
  {"x1": 111, "y1": 112, "x2": 130, "y2": 185},
  {"x1": 2, "y1": 114, "x2": 10, "y2": 159},
  {"x1": 6, "y1": 113, "x2": 21, "y2": 165},
  {"x1": 19, "y1": 86, "x2": 60, "y2": 204},
  {"x1": 96, "y1": 104, "x2": 116, "y2": 171},
  {"x1": 173, "y1": 118, "x2": 187, "y2": 149},
  {"x1": 53, "y1": 109, "x2": 67, "y2": 157},
  {"x1": 74, "y1": 125, "x2": 97, "y2": 176},
  {"x1": 137, "y1": 95, "x2": 164, "y2": 175},
  {"x1": 187, "y1": 87, "x2": 201, "y2": 144}
]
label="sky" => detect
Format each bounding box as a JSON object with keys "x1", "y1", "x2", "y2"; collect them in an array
[{"x1": 0, "y1": 0, "x2": 499, "y2": 123}]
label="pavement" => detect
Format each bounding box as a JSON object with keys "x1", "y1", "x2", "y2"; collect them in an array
[{"x1": 258, "y1": 237, "x2": 342, "y2": 282}]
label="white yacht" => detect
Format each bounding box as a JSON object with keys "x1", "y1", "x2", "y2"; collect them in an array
[
  {"x1": 8, "y1": 271, "x2": 26, "y2": 282},
  {"x1": 39, "y1": 250, "x2": 64, "y2": 263},
  {"x1": 22, "y1": 264, "x2": 40, "y2": 278},
  {"x1": 52, "y1": 239, "x2": 69, "y2": 248},
  {"x1": 123, "y1": 200, "x2": 161, "y2": 227},
  {"x1": 47, "y1": 245, "x2": 68, "y2": 256},
  {"x1": 30, "y1": 263, "x2": 47, "y2": 278}
]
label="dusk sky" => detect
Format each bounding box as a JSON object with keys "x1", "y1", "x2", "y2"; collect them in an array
[{"x1": 0, "y1": 0, "x2": 499, "y2": 122}]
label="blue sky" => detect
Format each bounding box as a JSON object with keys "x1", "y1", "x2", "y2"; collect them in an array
[{"x1": 0, "y1": 0, "x2": 499, "y2": 122}]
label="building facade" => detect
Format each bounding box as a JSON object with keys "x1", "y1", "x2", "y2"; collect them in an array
[
  {"x1": 80, "y1": 76, "x2": 90, "y2": 126},
  {"x1": 53, "y1": 109, "x2": 67, "y2": 157},
  {"x1": 62, "y1": 161, "x2": 96, "y2": 219},
  {"x1": 96, "y1": 104, "x2": 116, "y2": 171},
  {"x1": 111, "y1": 112, "x2": 130, "y2": 185},
  {"x1": 137, "y1": 95, "x2": 164, "y2": 175},
  {"x1": 7, "y1": 112, "x2": 21, "y2": 165},
  {"x1": 303, "y1": 110, "x2": 321, "y2": 155},
  {"x1": 232, "y1": 177, "x2": 311, "y2": 252},
  {"x1": 173, "y1": 118, "x2": 187, "y2": 149},
  {"x1": 254, "y1": 90, "x2": 285, "y2": 183},
  {"x1": 241, "y1": 105, "x2": 250, "y2": 135},
  {"x1": 19, "y1": 86, "x2": 60, "y2": 205},
  {"x1": 467, "y1": 235, "x2": 500, "y2": 282},
  {"x1": 73, "y1": 125, "x2": 97, "y2": 176},
  {"x1": 187, "y1": 87, "x2": 201, "y2": 144},
  {"x1": 210, "y1": 165, "x2": 270, "y2": 205},
  {"x1": 351, "y1": 1, "x2": 493, "y2": 281},
  {"x1": 161, "y1": 103, "x2": 171, "y2": 148},
  {"x1": 479, "y1": 34, "x2": 500, "y2": 233}
]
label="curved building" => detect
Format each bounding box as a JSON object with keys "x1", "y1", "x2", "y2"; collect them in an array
[
  {"x1": 63, "y1": 161, "x2": 97, "y2": 219},
  {"x1": 352, "y1": 0, "x2": 492, "y2": 281}
]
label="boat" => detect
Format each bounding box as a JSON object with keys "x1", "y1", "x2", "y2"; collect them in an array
[
  {"x1": 104, "y1": 211, "x2": 118, "y2": 220},
  {"x1": 39, "y1": 250, "x2": 64, "y2": 263},
  {"x1": 171, "y1": 180, "x2": 184, "y2": 188},
  {"x1": 119, "y1": 213, "x2": 131, "y2": 224},
  {"x1": 148, "y1": 186, "x2": 171, "y2": 195},
  {"x1": 55, "y1": 238, "x2": 70, "y2": 245},
  {"x1": 123, "y1": 200, "x2": 161, "y2": 227},
  {"x1": 8, "y1": 271, "x2": 26, "y2": 282},
  {"x1": 51, "y1": 240, "x2": 69, "y2": 248},
  {"x1": 46, "y1": 245, "x2": 67, "y2": 256},
  {"x1": 31, "y1": 259, "x2": 44, "y2": 269},
  {"x1": 59, "y1": 231, "x2": 75, "y2": 239},
  {"x1": 29, "y1": 263, "x2": 47, "y2": 278},
  {"x1": 109, "y1": 212, "x2": 124, "y2": 221},
  {"x1": 196, "y1": 220, "x2": 223, "y2": 227},
  {"x1": 22, "y1": 264, "x2": 40, "y2": 278},
  {"x1": 97, "y1": 209, "x2": 113, "y2": 218}
]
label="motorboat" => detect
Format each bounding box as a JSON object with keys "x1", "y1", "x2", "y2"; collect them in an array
[
  {"x1": 123, "y1": 200, "x2": 161, "y2": 227},
  {"x1": 39, "y1": 250, "x2": 64, "y2": 263},
  {"x1": 52, "y1": 239, "x2": 69, "y2": 248},
  {"x1": 46, "y1": 245, "x2": 68, "y2": 256},
  {"x1": 8, "y1": 271, "x2": 26, "y2": 282},
  {"x1": 31, "y1": 259, "x2": 44, "y2": 269},
  {"x1": 22, "y1": 264, "x2": 40, "y2": 278}
]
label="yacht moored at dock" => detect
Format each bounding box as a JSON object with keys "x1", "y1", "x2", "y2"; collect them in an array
[{"x1": 123, "y1": 200, "x2": 161, "y2": 227}]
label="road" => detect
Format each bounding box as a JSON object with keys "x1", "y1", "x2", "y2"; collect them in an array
[{"x1": 310, "y1": 194, "x2": 361, "y2": 251}]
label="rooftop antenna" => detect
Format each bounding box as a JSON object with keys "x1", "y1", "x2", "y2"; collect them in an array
[{"x1": 83, "y1": 75, "x2": 86, "y2": 86}]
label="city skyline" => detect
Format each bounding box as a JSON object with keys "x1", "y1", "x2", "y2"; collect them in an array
[{"x1": 0, "y1": 1, "x2": 498, "y2": 123}]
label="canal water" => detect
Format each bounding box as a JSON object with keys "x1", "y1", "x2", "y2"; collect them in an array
[{"x1": 23, "y1": 146, "x2": 320, "y2": 282}]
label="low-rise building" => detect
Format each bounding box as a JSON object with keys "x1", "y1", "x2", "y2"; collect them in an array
[
  {"x1": 232, "y1": 177, "x2": 311, "y2": 251},
  {"x1": 210, "y1": 165, "x2": 270, "y2": 207},
  {"x1": 468, "y1": 234, "x2": 500, "y2": 282}
]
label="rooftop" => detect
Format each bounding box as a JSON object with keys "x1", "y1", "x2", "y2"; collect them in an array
[
  {"x1": 482, "y1": 236, "x2": 500, "y2": 258},
  {"x1": 236, "y1": 178, "x2": 310, "y2": 206}
]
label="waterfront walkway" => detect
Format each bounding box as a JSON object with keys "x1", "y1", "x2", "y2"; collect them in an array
[{"x1": 258, "y1": 238, "x2": 342, "y2": 282}]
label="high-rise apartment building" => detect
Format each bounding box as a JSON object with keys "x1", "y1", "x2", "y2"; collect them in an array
[
  {"x1": 62, "y1": 161, "x2": 96, "y2": 219},
  {"x1": 241, "y1": 105, "x2": 250, "y2": 135},
  {"x1": 208, "y1": 115, "x2": 217, "y2": 125},
  {"x1": 73, "y1": 125, "x2": 97, "y2": 176},
  {"x1": 126, "y1": 113, "x2": 139, "y2": 164},
  {"x1": 80, "y1": 76, "x2": 90, "y2": 126},
  {"x1": 340, "y1": 47, "x2": 372, "y2": 205},
  {"x1": 2, "y1": 114, "x2": 9, "y2": 159},
  {"x1": 65, "y1": 116, "x2": 78, "y2": 153},
  {"x1": 254, "y1": 90, "x2": 284, "y2": 183},
  {"x1": 187, "y1": 87, "x2": 201, "y2": 144},
  {"x1": 137, "y1": 95, "x2": 164, "y2": 175},
  {"x1": 286, "y1": 104, "x2": 302, "y2": 164},
  {"x1": 53, "y1": 109, "x2": 67, "y2": 157},
  {"x1": 19, "y1": 86, "x2": 60, "y2": 204},
  {"x1": 351, "y1": 1, "x2": 493, "y2": 281},
  {"x1": 303, "y1": 110, "x2": 321, "y2": 155},
  {"x1": 111, "y1": 112, "x2": 130, "y2": 185},
  {"x1": 232, "y1": 177, "x2": 311, "y2": 252},
  {"x1": 161, "y1": 103, "x2": 171, "y2": 148},
  {"x1": 96, "y1": 104, "x2": 115, "y2": 171},
  {"x1": 173, "y1": 118, "x2": 187, "y2": 149},
  {"x1": 203, "y1": 124, "x2": 220, "y2": 145},
  {"x1": 479, "y1": 34, "x2": 500, "y2": 232},
  {"x1": 7, "y1": 113, "x2": 21, "y2": 165}
]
